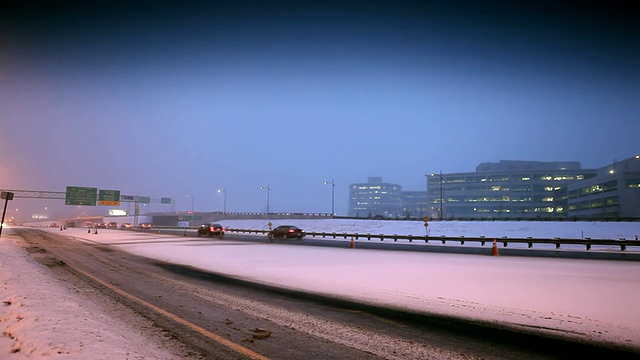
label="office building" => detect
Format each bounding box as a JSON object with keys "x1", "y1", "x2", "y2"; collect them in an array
[
  {"x1": 348, "y1": 177, "x2": 402, "y2": 218},
  {"x1": 351, "y1": 156, "x2": 640, "y2": 220},
  {"x1": 566, "y1": 156, "x2": 640, "y2": 219},
  {"x1": 401, "y1": 191, "x2": 429, "y2": 218},
  {"x1": 426, "y1": 160, "x2": 598, "y2": 219}
]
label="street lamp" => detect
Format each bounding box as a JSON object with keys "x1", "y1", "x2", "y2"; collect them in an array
[
  {"x1": 430, "y1": 171, "x2": 443, "y2": 219},
  {"x1": 323, "y1": 179, "x2": 335, "y2": 216},
  {"x1": 260, "y1": 185, "x2": 270, "y2": 214},
  {"x1": 187, "y1": 194, "x2": 195, "y2": 212},
  {"x1": 217, "y1": 188, "x2": 227, "y2": 213}
]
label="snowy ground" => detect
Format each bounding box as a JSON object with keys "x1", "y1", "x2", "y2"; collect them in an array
[
  {"x1": 0, "y1": 228, "x2": 187, "y2": 360},
  {"x1": 2, "y1": 219, "x2": 640, "y2": 358}
]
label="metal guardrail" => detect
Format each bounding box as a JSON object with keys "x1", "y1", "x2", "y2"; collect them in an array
[
  {"x1": 36, "y1": 224, "x2": 639, "y2": 252},
  {"x1": 223, "y1": 228, "x2": 640, "y2": 251}
]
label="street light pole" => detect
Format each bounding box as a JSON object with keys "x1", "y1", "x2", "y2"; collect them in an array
[
  {"x1": 217, "y1": 188, "x2": 227, "y2": 213},
  {"x1": 187, "y1": 194, "x2": 195, "y2": 212},
  {"x1": 439, "y1": 170, "x2": 443, "y2": 220},
  {"x1": 260, "y1": 185, "x2": 270, "y2": 214},
  {"x1": 430, "y1": 171, "x2": 444, "y2": 219},
  {"x1": 323, "y1": 179, "x2": 335, "y2": 216},
  {"x1": 424, "y1": 174, "x2": 429, "y2": 217}
]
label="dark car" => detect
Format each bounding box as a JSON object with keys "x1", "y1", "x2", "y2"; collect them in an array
[
  {"x1": 95, "y1": 222, "x2": 107, "y2": 228},
  {"x1": 268, "y1": 225, "x2": 305, "y2": 240},
  {"x1": 197, "y1": 223, "x2": 225, "y2": 237},
  {"x1": 107, "y1": 222, "x2": 118, "y2": 228},
  {"x1": 138, "y1": 223, "x2": 152, "y2": 229}
]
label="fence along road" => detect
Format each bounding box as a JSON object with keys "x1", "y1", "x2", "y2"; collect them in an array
[{"x1": 85, "y1": 225, "x2": 640, "y2": 261}]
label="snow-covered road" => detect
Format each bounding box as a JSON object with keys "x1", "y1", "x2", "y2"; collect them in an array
[{"x1": 2, "y1": 219, "x2": 640, "y2": 358}]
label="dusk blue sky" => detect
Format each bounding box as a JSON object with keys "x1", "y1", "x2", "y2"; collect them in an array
[{"x1": 1, "y1": 1, "x2": 639, "y2": 218}]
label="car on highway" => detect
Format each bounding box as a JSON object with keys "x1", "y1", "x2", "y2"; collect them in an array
[
  {"x1": 138, "y1": 223, "x2": 152, "y2": 229},
  {"x1": 197, "y1": 223, "x2": 225, "y2": 237},
  {"x1": 66, "y1": 221, "x2": 76, "y2": 228},
  {"x1": 268, "y1": 225, "x2": 305, "y2": 240},
  {"x1": 107, "y1": 222, "x2": 118, "y2": 228},
  {"x1": 84, "y1": 221, "x2": 93, "y2": 228},
  {"x1": 120, "y1": 223, "x2": 133, "y2": 229},
  {"x1": 95, "y1": 222, "x2": 107, "y2": 228}
]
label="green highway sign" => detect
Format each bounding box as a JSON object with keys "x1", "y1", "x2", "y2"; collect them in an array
[
  {"x1": 98, "y1": 189, "x2": 121, "y2": 206},
  {"x1": 65, "y1": 186, "x2": 97, "y2": 206},
  {"x1": 161, "y1": 197, "x2": 172, "y2": 204},
  {"x1": 138, "y1": 196, "x2": 151, "y2": 204},
  {"x1": 178, "y1": 215, "x2": 201, "y2": 221}
]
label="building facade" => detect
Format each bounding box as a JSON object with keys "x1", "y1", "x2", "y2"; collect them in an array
[
  {"x1": 351, "y1": 156, "x2": 640, "y2": 220},
  {"x1": 348, "y1": 177, "x2": 403, "y2": 218},
  {"x1": 401, "y1": 191, "x2": 429, "y2": 218},
  {"x1": 426, "y1": 160, "x2": 598, "y2": 219},
  {"x1": 566, "y1": 156, "x2": 640, "y2": 219}
]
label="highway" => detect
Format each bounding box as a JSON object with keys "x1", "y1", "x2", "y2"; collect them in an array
[{"x1": 10, "y1": 227, "x2": 640, "y2": 359}]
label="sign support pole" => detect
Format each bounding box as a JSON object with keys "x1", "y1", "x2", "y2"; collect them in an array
[{"x1": 0, "y1": 192, "x2": 14, "y2": 239}]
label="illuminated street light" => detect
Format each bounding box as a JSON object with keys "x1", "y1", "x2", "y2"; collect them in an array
[
  {"x1": 260, "y1": 185, "x2": 270, "y2": 214},
  {"x1": 323, "y1": 179, "x2": 335, "y2": 216},
  {"x1": 217, "y1": 188, "x2": 227, "y2": 213}
]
